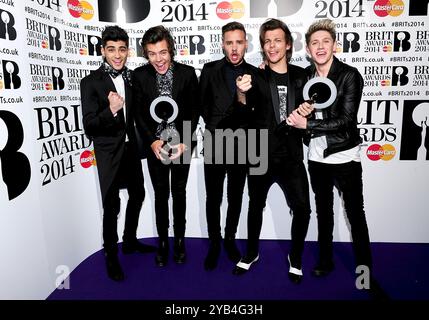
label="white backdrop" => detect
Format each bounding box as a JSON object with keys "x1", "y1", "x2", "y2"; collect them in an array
[{"x1": 0, "y1": 0, "x2": 428, "y2": 299}]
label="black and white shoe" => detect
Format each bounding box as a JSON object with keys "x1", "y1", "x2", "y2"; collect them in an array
[
  {"x1": 232, "y1": 254, "x2": 259, "y2": 275},
  {"x1": 287, "y1": 255, "x2": 303, "y2": 284}
]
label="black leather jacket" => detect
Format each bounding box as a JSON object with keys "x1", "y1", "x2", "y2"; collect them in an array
[{"x1": 305, "y1": 56, "x2": 363, "y2": 158}]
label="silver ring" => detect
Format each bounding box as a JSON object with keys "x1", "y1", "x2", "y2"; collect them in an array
[
  {"x1": 303, "y1": 77, "x2": 337, "y2": 109},
  {"x1": 149, "y1": 96, "x2": 179, "y2": 124}
]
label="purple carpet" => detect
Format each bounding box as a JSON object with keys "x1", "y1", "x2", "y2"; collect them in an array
[{"x1": 47, "y1": 239, "x2": 429, "y2": 301}]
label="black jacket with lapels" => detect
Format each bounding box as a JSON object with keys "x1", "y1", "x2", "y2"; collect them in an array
[
  {"x1": 80, "y1": 66, "x2": 142, "y2": 201},
  {"x1": 245, "y1": 64, "x2": 307, "y2": 162},
  {"x1": 132, "y1": 62, "x2": 199, "y2": 153}
]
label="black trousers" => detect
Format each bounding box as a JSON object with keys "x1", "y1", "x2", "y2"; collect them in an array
[
  {"x1": 102, "y1": 142, "x2": 145, "y2": 254},
  {"x1": 308, "y1": 160, "x2": 372, "y2": 269},
  {"x1": 247, "y1": 157, "x2": 311, "y2": 265},
  {"x1": 204, "y1": 163, "x2": 247, "y2": 240},
  {"x1": 147, "y1": 153, "x2": 190, "y2": 239}
]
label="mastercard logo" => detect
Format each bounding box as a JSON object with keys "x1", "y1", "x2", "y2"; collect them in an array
[
  {"x1": 41, "y1": 41, "x2": 48, "y2": 49},
  {"x1": 68, "y1": 0, "x2": 94, "y2": 20},
  {"x1": 45, "y1": 83, "x2": 53, "y2": 90},
  {"x1": 80, "y1": 150, "x2": 96, "y2": 168},
  {"x1": 374, "y1": 0, "x2": 404, "y2": 17},
  {"x1": 216, "y1": 1, "x2": 245, "y2": 20},
  {"x1": 367, "y1": 144, "x2": 396, "y2": 161},
  {"x1": 382, "y1": 45, "x2": 392, "y2": 52},
  {"x1": 179, "y1": 48, "x2": 189, "y2": 56},
  {"x1": 380, "y1": 79, "x2": 390, "y2": 86}
]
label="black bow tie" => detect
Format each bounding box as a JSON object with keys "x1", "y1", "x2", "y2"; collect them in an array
[{"x1": 104, "y1": 63, "x2": 132, "y2": 86}]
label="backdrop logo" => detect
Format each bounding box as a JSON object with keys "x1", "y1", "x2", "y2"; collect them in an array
[
  {"x1": 175, "y1": 35, "x2": 206, "y2": 56},
  {"x1": 373, "y1": 0, "x2": 404, "y2": 17},
  {"x1": 80, "y1": 150, "x2": 96, "y2": 168},
  {"x1": 66, "y1": 68, "x2": 91, "y2": 91},
  {"x1": 67, "y1": 0, "x2": 95, "y2": 20},
  {"x1": 416, "y1": 31, "x2": 429, "y2": 53},
  {"x1": 0, "y1": 111, "x2": 31, "y2": 200},
  {"x1": 0, "y1": 60, "x2": 21, "y2": 90},
  {"x1": 0, "y1": 9, "x2": 17, "y2": 40},
  {"x1": 63, "y1": 31, "x2": 102, "y2": 56},
  {"x1": 249, "y1": 0, "x2": 302, "y2": 18},
  {"x1": 26, "y1": 18, "x2": 61, "y2": 51},
  {"x1": 98, "y1": 0, "x2": 150, "y2": 23},
  {"x1": 337, "y1": 32, "x2": 360, "y2": 53},
  {"x1": 400, "y1": 101, "x2": 429, "y2": 160},
  {"x1": 363, "y1": 66, "x2": 408, "y2": 87},
  {"x1": 30, "y1": 64, "x2": 65, "y2": 91},
  {"x1": 409, "y1": 0, "x2": 429, "y2": 16},
  {"x1": 366, "y1": 144, "x2": 396, "y2": 161},
  {"x1": 216, "y1": 1, "x2": 245, "y2": 20},
  {"x1": 364, "y1": 31, "x2": 410, "y2": 52}
]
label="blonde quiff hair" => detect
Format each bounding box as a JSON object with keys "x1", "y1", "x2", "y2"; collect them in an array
[{"x1": 305, "y1": 18, "x2": 336, "y2": 45}]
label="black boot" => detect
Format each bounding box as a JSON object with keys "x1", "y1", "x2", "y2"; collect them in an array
[
  {"x1": 204, "y1": 239, "x2": 221, "y2": 271},
  {"x1": 173, "y1": 237, "x2": 186, "y2": 264},
  {"x1": 105, "y1": 252, "x2": 124, "y2": 281},
  {"x1": 224, "y1": 236, "x2": 241, "y2": 263},
  {"x1": 155, "y1": 238, "x2": 169, "y2": 267}
]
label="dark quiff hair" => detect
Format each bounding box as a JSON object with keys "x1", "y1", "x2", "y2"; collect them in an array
[
  {"x1": 101, "y1": 25, "x2": 129, "y2": 47},
  {"x1": 221, "y1": 21, "x2": 246, "y2": 39},
  {"x1": 259, "y1": 18, "x2": 293, "y2": 62},
  {"x1": 142, "y1": 25, "x2": 176, "y2": 60},
  {"x1": 305, "y1": 18, "x2": 336, "y2": 44}
]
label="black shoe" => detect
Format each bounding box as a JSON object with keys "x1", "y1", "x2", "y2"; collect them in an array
[
  {"x1": 232, "y1": 254, "x2": 259, "y2": 275},
  {"x1": 224, "y1": 238, "x2": 241, "y2": 263},
  {"x1": 312, "y1": 261, "x2": 334, "y2": 277},
  {"x1": 173, "y1": 237, "x2": 186, "y2": 264},
  {"x1": 155, "y1": 239, "x2": 169, "y2": 267},
  {"x1": 204, "y1": 240, "x2": 221, "y2": 271},
  {"x1": 287, "y1": 255, "x2": 303, "y2": 284},
  {"x1": 105, "y1": 253, "x2": 124, "y2": 281},
  {"x1": 122, "y1": 239, "x2": 157, "y2": 254}
]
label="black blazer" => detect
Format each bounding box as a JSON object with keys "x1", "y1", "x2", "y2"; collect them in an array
[
  {"x1": 199, "y1": 57, "x2": 258, "y2": 131},
  {"x1": 80, "y1": 66, "x2": 141, "y2": 201},
  {"x1": 132, "y1": 62, "x2": 199, "y2": 152},
  {"x1": 246, "y1": 64, "x2": 307, "y2": 161}
]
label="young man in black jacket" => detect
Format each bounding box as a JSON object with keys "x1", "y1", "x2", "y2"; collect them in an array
[
  {"x1": 199, "y1": 21, "x2": 258, "y2": 271},
  {"x1": 81, "y1": 26, "x2": 155, "y2": 282},
  {"x1": 288, "y1": 19, "x2": 385, "y2": 298},
  {"x1": 133, "y1": 25, "x2": 199, "y2": 267},
  {"x1": 233, "y1": 19, "x2": 311, "y2": 284}
]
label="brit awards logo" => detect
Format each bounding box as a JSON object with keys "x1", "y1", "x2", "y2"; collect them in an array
[
  {"x1": 0, "y1": 9, "x2": 16, "y2": 40},
  {"x1": 26, "y1": 18, "x2": 61, "y2": 51},
  {"x1": 97, "y1": 0, "x2": 150, "y2": 23},
  {"x1": 363, "y1": 65, "x2": 408, "y2": 87},
  {"x1": 0, "y1": 59, "x2": 21, "y2": 90},
  {"x1": 337, "y1": 32, "x2": 360, "y2": 53},
  {"x1": 364, "y1": 31, "x2": 410, "y2": 52},
  {"x1": 0, "y1": 111, "x2": 31, "y2": 200},
  {"x1": 29, "y1": 64, "x2": 65, "y2": 91},
  {"x1": 249, "y1": 0, "x2": 302, "y2": 18},
  {"x1": 400, "y1": 100, "x2": 429, "y2": 160},
  {"x1": 175, "y1": 34, "x2": 206, "y2": 56},
  {"x1": 63, "y1": 30, "x2": 102, "y2": 56}
]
